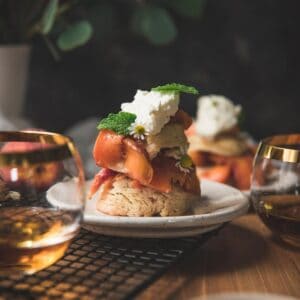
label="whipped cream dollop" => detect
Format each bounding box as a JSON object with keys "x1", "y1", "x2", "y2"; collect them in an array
[
  {"x1": 195, "y1": 95, "x2": 241, "y2": 137},
  {"x1": 121, "y1": 90, "x2": 179, "y2": 136}
]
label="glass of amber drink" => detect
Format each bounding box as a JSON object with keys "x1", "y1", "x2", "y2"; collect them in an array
[
  {"x1": 251, "y1": 134, "x2": 300, "y2": 247},
  {"x1": 0, "y1": 131, "x2": 85, "y2": 274}
]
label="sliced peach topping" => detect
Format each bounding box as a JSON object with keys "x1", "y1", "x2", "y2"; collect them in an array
[
  {"x1": 193, "y1": 151, "x2": 253, "y2": 189},
  {"x1": 93, "y1": 129, "x2": 154, "y2": 186},
  {"x1": 93, "y1": 130, "x2": 124, "y2": 168},
  {"x1": 231, "y1": 155, "x2": 252, "y2": 190},
  {"x1": 92, "y1": 129, "x2": 199, "y2": 195},
  {"x1": 149, "y1": 156, "x2": 200, "y2": 194},
  {"x1": 208, "y1": 153, "x2": 253, "y2": 189},
  {"x1": 123, "y1": 138, "x2": 153, "y2": 185},
  {"x1": 197, "y1": 165, "x2": 232, "y2": 184}
]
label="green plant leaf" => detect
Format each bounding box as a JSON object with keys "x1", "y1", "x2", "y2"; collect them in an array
[
  {"x1": 168, "y1": 0, "x2": 206, "y2": 18},
  {"x1": 131, "y1": 5, "x2": 177, "y2": 45},
  {"x1": 152, "y1": 83, "x2": 199, "y2": 94},
  {"x1": 41, "y1": 0, "x2": 58, "y2": 34},
  {"x1": 97, "y1": 112, "x2": 136, "y2": 135},
  {"x1": 57, "y1": 21, "x2": 93, "y2": 51}
]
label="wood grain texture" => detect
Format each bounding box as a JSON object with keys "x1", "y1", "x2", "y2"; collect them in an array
[{"x1": 136, "y1": 214, "x2": 300, "y2": 300}]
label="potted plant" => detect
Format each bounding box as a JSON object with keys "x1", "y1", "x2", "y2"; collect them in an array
[
  {"x1": 0, "y1": 0, "x2": 206, "y2": 123},
  {"x1": 0, "y1": 0, "x2": 93, "y2": 120}
]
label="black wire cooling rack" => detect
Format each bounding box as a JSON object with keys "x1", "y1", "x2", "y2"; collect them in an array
[{"x1": 0, "y1": 228, "x2": 221, "y2": 300}]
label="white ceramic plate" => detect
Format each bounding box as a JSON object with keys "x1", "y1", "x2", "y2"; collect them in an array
[
  {"x1": 47, "y1": 179, "x2": 249, "y2": 238},
  {"x1": 83, "y1": 222, "x2": 222, "y2": 238}
]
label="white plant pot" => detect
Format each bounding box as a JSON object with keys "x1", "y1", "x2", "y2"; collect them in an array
[{"x1": 0, "y1": 45, "x2": 31, "y2": 118}]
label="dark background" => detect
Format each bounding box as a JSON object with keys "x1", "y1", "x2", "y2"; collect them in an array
[{"x1": 25, "y1": 0, "x2": 300, "y2": 139}]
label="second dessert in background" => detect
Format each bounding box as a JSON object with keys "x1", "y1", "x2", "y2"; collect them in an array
[
  {"x1": 186, "y1": 95, "x2": 255, "y2": 190},
  {"x1": 89, "y1": 84, "x2": 201, "y2": 217}
]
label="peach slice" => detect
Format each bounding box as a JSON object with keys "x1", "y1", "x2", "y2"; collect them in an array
[
  {"x1": 92, "y1": 130, "x2": 199, "y2": 194},
  {"x1": 93, "y1": 130, "x2": 154, "y2": 185},
  {"x1": 149, "y1": 156, "x2": 200, "y2": 194},
  {"x1": 231, "y1": 156, "x2": 252, "y2": 190},
  {"x1": 93, "y1": 130, "x2": 124, "y2": 169},
  {"x1": 123, "y1": 138, "x2": 153, "y2": 185},
  {"x1": 197, "y1": 165, "x2": 231, "y2": 184}
]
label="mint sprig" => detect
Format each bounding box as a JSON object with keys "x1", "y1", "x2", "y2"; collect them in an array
[
  {"x1": 97, "y1": 112, "x2": 136, "y2": 135},
  {"x1": 151, "y1": 83, "x2": 199, "y2": 95}
]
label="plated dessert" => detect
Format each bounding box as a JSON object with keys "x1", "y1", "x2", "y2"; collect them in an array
[
  {"x1": 186, "y1": 95, "x2": 254, "y2": 190},
  {"x1": 89, "y1": 84, "x2": 201, "y2": 217}
]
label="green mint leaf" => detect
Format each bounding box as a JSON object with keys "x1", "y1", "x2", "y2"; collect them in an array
[
  {"x1": 152, "y1": 83, "x2": 199, "y2": 95},
  {"x1": 97, "y1": 112, "x2": 136, "y2": 135}
]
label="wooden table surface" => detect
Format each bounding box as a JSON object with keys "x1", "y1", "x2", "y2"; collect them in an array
[{"x1": 136, "y1": 214, "x2": 300, "y2": 300}]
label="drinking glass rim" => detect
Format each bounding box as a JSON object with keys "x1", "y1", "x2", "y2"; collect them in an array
[
  {"x1": 256, "y1": 133, "x2": 300, "y2": 163},
  {"x1": 0, "y1": 130, "x2": 77, "y2": 166}
]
